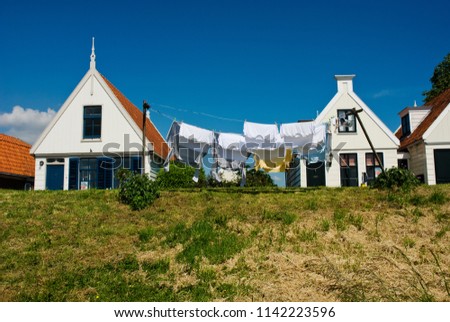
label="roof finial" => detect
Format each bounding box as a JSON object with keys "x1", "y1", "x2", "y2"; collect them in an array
[
  {"x1": 414, "y1": 100, "x2": 417, "y2": 107},
  {"x1": 90, "y1": 37, "x2": 96, "y2": 70}
]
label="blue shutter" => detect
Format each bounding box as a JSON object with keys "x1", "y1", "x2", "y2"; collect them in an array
[
  {"x1": 131, "y1": 156, "x2": 142, "y2": 174},
  {"x1": 68, "y1": 158, "x2": 79, "y2": 190}
]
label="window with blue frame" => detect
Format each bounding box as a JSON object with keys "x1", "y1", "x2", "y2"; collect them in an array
[
  {"x1": 83, "y1": 106, "x2": 102, "y2": 139},
  {"x1": 69, "y1": 156, "x2": 141, "y2": 190}
]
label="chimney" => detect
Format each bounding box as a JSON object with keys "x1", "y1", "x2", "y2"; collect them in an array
[{"x1": 335, "y1": 75, "x2": 356, "y2": 92}]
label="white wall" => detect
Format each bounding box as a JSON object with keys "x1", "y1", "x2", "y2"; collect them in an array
[
  {"x1": 33, "y1": 74, "x2": 143, "y2": 156},
  {"x1": 409, "y1": 109, "x2": 431, "y2": 133},
  {"x1": 424, "y1": 105, "x2": 450, "y2": 144},
  {"x1": 34, "y1": 158, "x2": 46, "y2": 190}
]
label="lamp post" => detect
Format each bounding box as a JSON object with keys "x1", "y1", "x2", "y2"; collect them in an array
[{"x1": 142, "y1": 100, "x2": 150, "y2": 175}]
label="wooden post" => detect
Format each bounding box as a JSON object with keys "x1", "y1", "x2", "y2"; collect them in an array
[
  {"x1": 142, "y1": 101, "x2": 150, "y2": 175},
  {"x1": 347, "y1": 108, "x2": 386, "y2": 176}
]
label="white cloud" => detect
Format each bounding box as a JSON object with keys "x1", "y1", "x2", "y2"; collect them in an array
[
  {"x1": 0, "y1": 106, "x2": 56, "y2": 144},
  {"x1": 372, "y1": 89, "x2": 393, "y2": 99}
]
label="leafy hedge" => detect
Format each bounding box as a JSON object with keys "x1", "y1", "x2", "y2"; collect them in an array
[{"x1": 156, "y1": 162, "x2": 206, "y2": 188}]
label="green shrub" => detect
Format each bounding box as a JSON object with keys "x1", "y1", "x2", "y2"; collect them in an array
[
  {"x1": 119, "y1": 173, "x2": 160, "y2": 210},
  {"x1": 156, "y1": 161, "x2": 206, "y2": 188},
  {"x1": 373, "y1": 167, "x2": 420, "y2": 192},
  {"x1": 244, "y1": 169, "x2": 276, "y2": 187}
]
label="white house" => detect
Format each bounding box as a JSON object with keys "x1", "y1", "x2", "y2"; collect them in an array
[
  {"x1": 395, "y1": 88, "x2": 450, "y2": 184},
  {"x1": 30, "y1": 40, "x2": 169, "y2": 190},
  {"x1": 287, "y1": 75, "x2": 400, "y2": 187}
]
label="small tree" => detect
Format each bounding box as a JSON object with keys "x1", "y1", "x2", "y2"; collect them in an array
[
  {"x1": 245, "y1": 169, "x2": 276, "y2": 187},
  {"x1": 423, "y1": 53, "x2": 450, "y2": 103}
]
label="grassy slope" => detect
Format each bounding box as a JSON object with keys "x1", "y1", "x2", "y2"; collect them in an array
[{"x1": 0, "y1": 186, "x2": 449, "y2": 302}]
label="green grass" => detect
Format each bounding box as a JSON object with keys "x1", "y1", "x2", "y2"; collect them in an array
[{"x1": 1, "y1": 185, "x2": 449, "y2": 302}]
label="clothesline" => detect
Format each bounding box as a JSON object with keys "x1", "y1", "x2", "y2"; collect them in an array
[{"x1": 152, "y1": 103, "x2": 246, "y2": 123}]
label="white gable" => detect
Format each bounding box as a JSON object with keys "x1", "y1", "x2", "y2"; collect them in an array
[
  {"x1": 316, "y1": 75, "x2": 399, "y2": 150},
  {"x1": 31, "y1": 70, "x2": 143, "y2": 156},
  {"x1": 423, "y1": 102, "x2": 450, "y2": 143}
]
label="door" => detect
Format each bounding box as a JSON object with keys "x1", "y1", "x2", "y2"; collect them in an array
[
  {"x1": 306, "y1": 161, "x2": 325, "y2": 186},
  {"x1": 46, "y1": 165, "x2": 64, "y2": 190},
  {"x1": 340, "y1": 153, "x2": 358, "y2": 187},
  {"x1": 434, "y1": 149, "x2": 450, "y2": 184}
]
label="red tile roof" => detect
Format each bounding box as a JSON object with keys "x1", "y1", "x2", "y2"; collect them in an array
[
  {"x1": 0, "y1": 134, "x2": 34, "y2": 178},
  {"x1": 397, "y1": 88, "x2": 450, "y2": 150},
  {"x1": 101, "y1": 75, "x2": 170, "y2": 159}
]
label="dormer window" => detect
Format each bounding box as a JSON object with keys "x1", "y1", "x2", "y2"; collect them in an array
[
  {"x1": 401, "y1": 114, "x2": 411, "y2": 138},
  {"x1": 83, "y1": 105, "x2": 102, "y2": 139},
  {"x1": 337, "y1": 109, "x2": 356, "y2": 133}
]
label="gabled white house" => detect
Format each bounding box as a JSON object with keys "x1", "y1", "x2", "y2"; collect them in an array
[
  {"x1": 30, "y1": 39, "x2": 169, "y2": 190},
  {"x1": 289, "y1": 75, "x2": 399, "y2": 187},
  {"x1": 395, "y1": 88, "x2": 450, "y2": 184}
]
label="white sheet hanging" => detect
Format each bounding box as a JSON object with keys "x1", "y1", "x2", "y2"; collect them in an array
[
  {"x1": 280, "y1": 121, "x2": 326, "y2": 148},
  {"x1": 179, "y1": 122, "x2": 215, "y2": 144},
  {"x1": 243, "y1": 121, "x2": 283, "y2": 150}
]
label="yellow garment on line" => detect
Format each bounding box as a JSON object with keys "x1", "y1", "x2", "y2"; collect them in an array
[{"x1": 253, "y1": 148, "x2": 293, "y2": 173}]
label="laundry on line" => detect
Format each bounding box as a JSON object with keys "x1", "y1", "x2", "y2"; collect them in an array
[{"x1": 164, "y1": 120, "x2": 329, "y2": 182}]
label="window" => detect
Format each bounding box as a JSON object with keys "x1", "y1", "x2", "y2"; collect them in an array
[
  {"x1": 398, "y1": 158, "x2": 408, "y2": 169},
  {"x1": 366, "y1": 153, "x2": 384, "y2": 183},
  {"x1": 401, "y1": 114, "x2": 411, "y2": 138},
  {"x1": 337, "y1": 110, "x2": 356, "y2": 133},
  {"x1": 83, "y1": 106, "x2": 102, "y2": 139},
  {"x1": 70, "y1": 156, "x2": 141, "y2": 190},
  {"x1": 340, "y1": 153, "x2": 358, "y2": 186}
]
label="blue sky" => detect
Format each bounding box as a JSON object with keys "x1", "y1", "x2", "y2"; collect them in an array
[{"x1": 1, "y1": 0, "x2": 449, "y2": 145}]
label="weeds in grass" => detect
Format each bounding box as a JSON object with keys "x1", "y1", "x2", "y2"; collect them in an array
[
  {"x1": 402, "y1": 237, "x2": 416, "y2": 249},
  {"x1": 262, "y1": 209, "x2": 298, "y2": 225},
  {"x1": 434, "y1": 225, "x2": 449, "y2": 239},
  {"x1": 318, "y1": 218, "x2": 330, "y2": 232},
  {"x1": 142, "y1": 258, "x2": 170, "y2": 276},
  {"x1": 428, "y1": 191, "x2": 447, "y2": 205},
  {"x1": 348, "y1": 213, "x2": 364, "y2": 230},
  {"x1": 305, "y1": 199, "x2": 318, "y2": 211},
  {"x1": 138, "y1": 226, "x2": 155, "y2": 242},
  {"x1": 298, "y1": 229, "x2": 318, "y2": 243},
  {"x1": 166, "y1": 219, "x2": 247, "y2": 270}
]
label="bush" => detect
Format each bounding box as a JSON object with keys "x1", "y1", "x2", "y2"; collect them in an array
[
  {"x1": 119, "y1": 172, "x2": 160, "y2": 210},
  {"x1": 156, "y1": 161, "x2": 206, "y2": 188},
  {"x1": 244, "y1": 169, "x2": 276, "y2": 187},
  {"x1": 373, "y1": 167, "x2": 420, "y2": 192}
]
